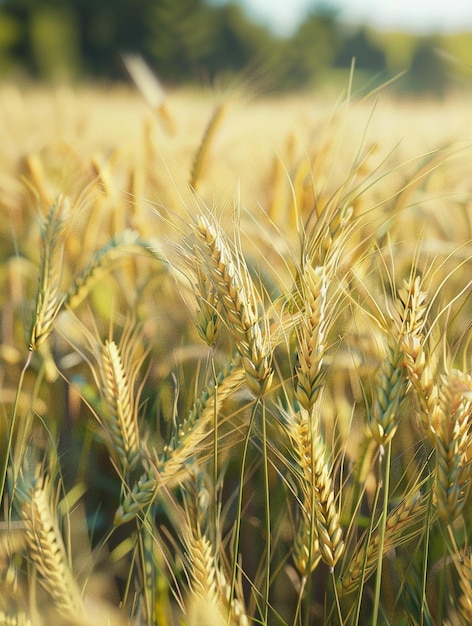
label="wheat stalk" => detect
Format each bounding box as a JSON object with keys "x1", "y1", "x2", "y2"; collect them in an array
[
  {"x1": 64, "y1": 229, "x2": 143, "y2": 310},
  {"x1": 161, "y1": 359, "x2": 246, "y2": 484},
  {"x1": 185, "y1": 528, "x2": 248, "y2": 626},
  {"x1": 293, "y1": 509, "x2": 321, "y2": 577},
  {"x1": 29, "y1": 197, "x2": 67, "y2": 351},
  {"x1": 194, "y1": 262, "x2": 221, "y2": 347},
  {"x1": 288, "y1": 407, "x2": 344, "y2": 571},
  {"x1": 294, "y1": 263, "x2": 329, "y2": 411},
  {"x1": 432, "y1": 370, "x2": 472, "y2": 523},
  {"x1": 396, "y1": 276, "x2": 437, "y2": 441},
  {"x1": 311, "y1": 433, "x2": 344, "y2": 570},
  {"x1": 193, "y1": 213, "x2": 273, "y2": 396},
  {"x1": 340, "y1": 492, "x2": 426, "y2": 596},
  {"x1": 99, "y1": 332, "x2": 142, "y2": 475},
  {"x1": 19, "y1": 476, "x2": 85, "y2": 621},
  {"x1": 114, "y1": 460, "x2": 158, "y2": 526},
  {"x1": 368, "y1": 339, "x2": 407, "y2": 449}
]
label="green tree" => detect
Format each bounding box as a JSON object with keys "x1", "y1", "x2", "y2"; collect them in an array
[
  {"x1": 145, "y1": 0, "x2": 217, "y2": 82},
  {"x1": 335, "y1": 26, "x2": 386, "y2": 72},
  {"x1": 270, "y1": 9, "x2": 341, "y2": 90},
  {"x1": 407, "y1": 37, "x2": 450, "y2": 96}
]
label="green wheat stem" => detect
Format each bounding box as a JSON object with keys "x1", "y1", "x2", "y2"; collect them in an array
[
  {"x1": 295, "y1": 574, "x2": 307, "y2": 626},
  {"x1": 303, "y1": 561, "x2": 312, "y2": 626},
  {"x1": 352, "y1": 451, "x2": 383, "y2": 626},
  {"x1": 230, "y1": 400, "x2": 258, "y2": 621},
  {"x1": 261, "y1": 399, "x2": 271, "y2": 624},
  {"x1": 372, "y1": 441, "x2": 393, "y2": 626},
  {"x1": 419, "y1": 490, "x2": 433, "y2": 626},
  {"x1": 0, "y1": 351, "x2": 32, "y2": 507},
  {"x1": 211, "y1": 352, "x2": 219, "y2": 543},
  {"x1": 331, "y1": 569, "x2": 343, "y2": 626}
]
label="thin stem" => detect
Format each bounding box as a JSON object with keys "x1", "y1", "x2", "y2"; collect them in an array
[
  {"x1": 372, "y1": 442, "x2": 392, "y2": 626},
  {"x1": 352, "y1": 449, "x2": 382, "y2": 626},
  {"x1": 331, "y1": 569, "x2": 343, "y2": 626},
  {"x1": 229, "y1": 400, "x2": 258, "y2": 624},
  {"x1": 419, "y1": 491, "x2": 434, "y2": 626},
  {"x1": 294, "y1": 575, "x2": 307, "y2": 626},
  {"x1": 261, "y1": 399, "x2": 271, "y2": 624},
  {"x1": 211, "y1": 352, "x2": 219, "y2": 542},
  {"x1": 0, "y1": 351, "x2": 33, "y2": 507}
]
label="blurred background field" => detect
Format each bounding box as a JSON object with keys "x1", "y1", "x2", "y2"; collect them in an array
[
  {"x1": 2, "y1": 1, "x2": 472, "y2": 625},
  {"x1": 0, "y1": 0, "x2": 472, "y2": 96}
]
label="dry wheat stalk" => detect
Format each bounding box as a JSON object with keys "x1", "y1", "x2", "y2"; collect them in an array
[
  {"x1": 29, "y1": 197, "x2": 67, "y2": 351},
  {"x1": 306, "y1": 204, "x2": 353, "y2": 271},
  {"x1": 193, "y1": 214, "x2": 273, "y2": 396},
  {"x1": 20, "y1": 477, "x2": 85, "y2": 621},
  {"x1": 431, "y1": 371, "x2": 472, "y2": 523},
  {"x1": 311, "y1": 432, "x2": 344, "y2": 569},
  {"x1": 161, "y1": 360, "x2": 246, "y2": 484},
  {"x1": 396, "y1": 276, "x2": 437, "y2": 441},
  {"x1": 289, "y1": 407, "x2": 344, "y2": 571},
  {"x1": 340, "y1": 492, "x2": 426, "y2": 595},
  {"x1": 289, "y1": 408, "x2": 321, "y2": 576},
  {"x1": 295, "y1": 263, "x2": 329, "y2": 411},
  {"x1": 99, "y1": 335, "x2": 141, "y2": 474}
]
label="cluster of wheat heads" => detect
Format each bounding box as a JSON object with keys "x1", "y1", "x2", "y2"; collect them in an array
[{"x1": 2, "y1": 83, "x2": 472, "y2": 625}]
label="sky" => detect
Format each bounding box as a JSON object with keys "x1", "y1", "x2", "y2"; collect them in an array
[{"x1": 237, "y1": 0, "x2": 472, "y2": 36}]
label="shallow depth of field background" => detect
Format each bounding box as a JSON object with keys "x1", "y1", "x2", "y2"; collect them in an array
[{"x1": 2, "y1": 2, "x2": 472, "y2": 626}]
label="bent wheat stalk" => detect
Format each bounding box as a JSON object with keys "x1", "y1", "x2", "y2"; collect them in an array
[
  {"x1": 29, "y1": 197, "x2": 67, "y2": 351},
  {"x1": 193, "y1": 213, "x2": 273, "y2": 396}
]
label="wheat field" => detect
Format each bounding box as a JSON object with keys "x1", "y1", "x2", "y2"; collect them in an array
[{"x1": 1, "y1": 78, "x2": 472, "y2": 625}]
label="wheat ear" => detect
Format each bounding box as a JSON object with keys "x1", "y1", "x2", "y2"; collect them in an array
[
  {"x1": 293, "y1": 509, "x2": 321, "y2": 577},
  {"x1": 194, "y1": 262, "x2": 221, "y2": 347},
  {"x1": 29, "y1": 197, "x2": 67, "y2": 351},
  {"x1": 190, "y1": 103, "x2": 227, "y2": 191},
  {"x1": 397, "y1": 276, "x2": 437, "y2": 441},
  {"x1": 64, "y1": 229, "x2": 143, "y2": 310},
  {"x1": 311, "y1": 432, "x2": 344, "y2": 569},
  {"x1": 193, "y1": 214, "x2": 273, "y2": 396},
  {"x1": 114, "y1": 459, "x2": 158, "y2": 526},
  {"x1": 340, "y1": 492, "x2": 426, "y2": 595},
  {"x1": 368, "y1": 339, "x2": 407, "y2": 450},
  {"x1": 294, "y1": 263, "x2": 329, "y2": 411},
  {"x1": 19, "y1": 476, "x2": 85, "y2": 621},
  {"x1": 185, "y1": 528, "x2": 248, "y2": 626},
  {"x1": 99, "y1": 333, "x2": 142, "y2": 475},
  {"x1": 161, "y1": 360, "x2": 246, "y2": 484},
  {"x1": 289, "y1": 407, "x2": 343, "y2": 572},
  {"x1": 432, "y1": 371, "x2": 472, "y2": 523}
]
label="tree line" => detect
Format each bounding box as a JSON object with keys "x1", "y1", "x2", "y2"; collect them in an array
[{"x1": 0, "y1": 0, "x2": 464, "y2": 94}]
